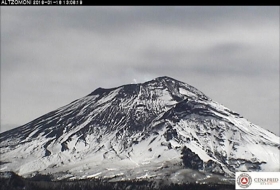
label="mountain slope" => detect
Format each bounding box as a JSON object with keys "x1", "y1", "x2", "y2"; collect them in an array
[{"x1": 0, "y1": 76, "x2": 279, "y2": 183}]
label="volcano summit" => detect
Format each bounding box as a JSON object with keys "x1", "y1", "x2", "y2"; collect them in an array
[{"x1": 0, "y1": 76, "x2": 279, "y2": 184}]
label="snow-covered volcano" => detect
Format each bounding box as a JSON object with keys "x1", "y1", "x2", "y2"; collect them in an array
[{"x1": 0, "y1": 76, "x2": 279, "y2": 183}]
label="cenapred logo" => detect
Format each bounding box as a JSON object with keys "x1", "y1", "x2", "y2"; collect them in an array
[
  {"x1": 236, "y1": 172, "x2": 280, "y2": 189},
  {"x1": 237, "y1": 173, "x2": 252, "y2": 188}
]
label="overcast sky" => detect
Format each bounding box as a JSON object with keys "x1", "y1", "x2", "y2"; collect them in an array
[{"x1": 1, "y1": 6, "x2": 279, "y2": 135}]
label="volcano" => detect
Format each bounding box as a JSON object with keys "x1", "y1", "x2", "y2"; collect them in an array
[{"x1": 0, "y1": 76, "x2": 279, "y2": 184}]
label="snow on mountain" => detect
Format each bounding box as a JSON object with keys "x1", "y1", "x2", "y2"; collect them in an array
[{"x1": 0, "y1": 76, "x2": 279, "y2": 183}]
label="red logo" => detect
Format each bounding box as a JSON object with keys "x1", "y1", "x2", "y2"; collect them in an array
[
  {"x1": 241, "y1": 177, "x2": 249, "y2": 185},
  {"x1": 237, "y1": 173, "x2": 252, "y2": 188}
]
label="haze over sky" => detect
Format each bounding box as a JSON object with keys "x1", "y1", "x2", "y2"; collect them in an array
[{"x1": 1, "y1": 6, "x2": 279, "y2": 135}]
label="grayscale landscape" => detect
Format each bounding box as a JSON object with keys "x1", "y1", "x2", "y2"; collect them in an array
[{"x1": 1, "y1": 6, "x2": 279, "y2": 190}]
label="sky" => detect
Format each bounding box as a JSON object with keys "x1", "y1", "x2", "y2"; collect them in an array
[{"x1": 1, "y1": 6, "x2": 279, "y2": 135}]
